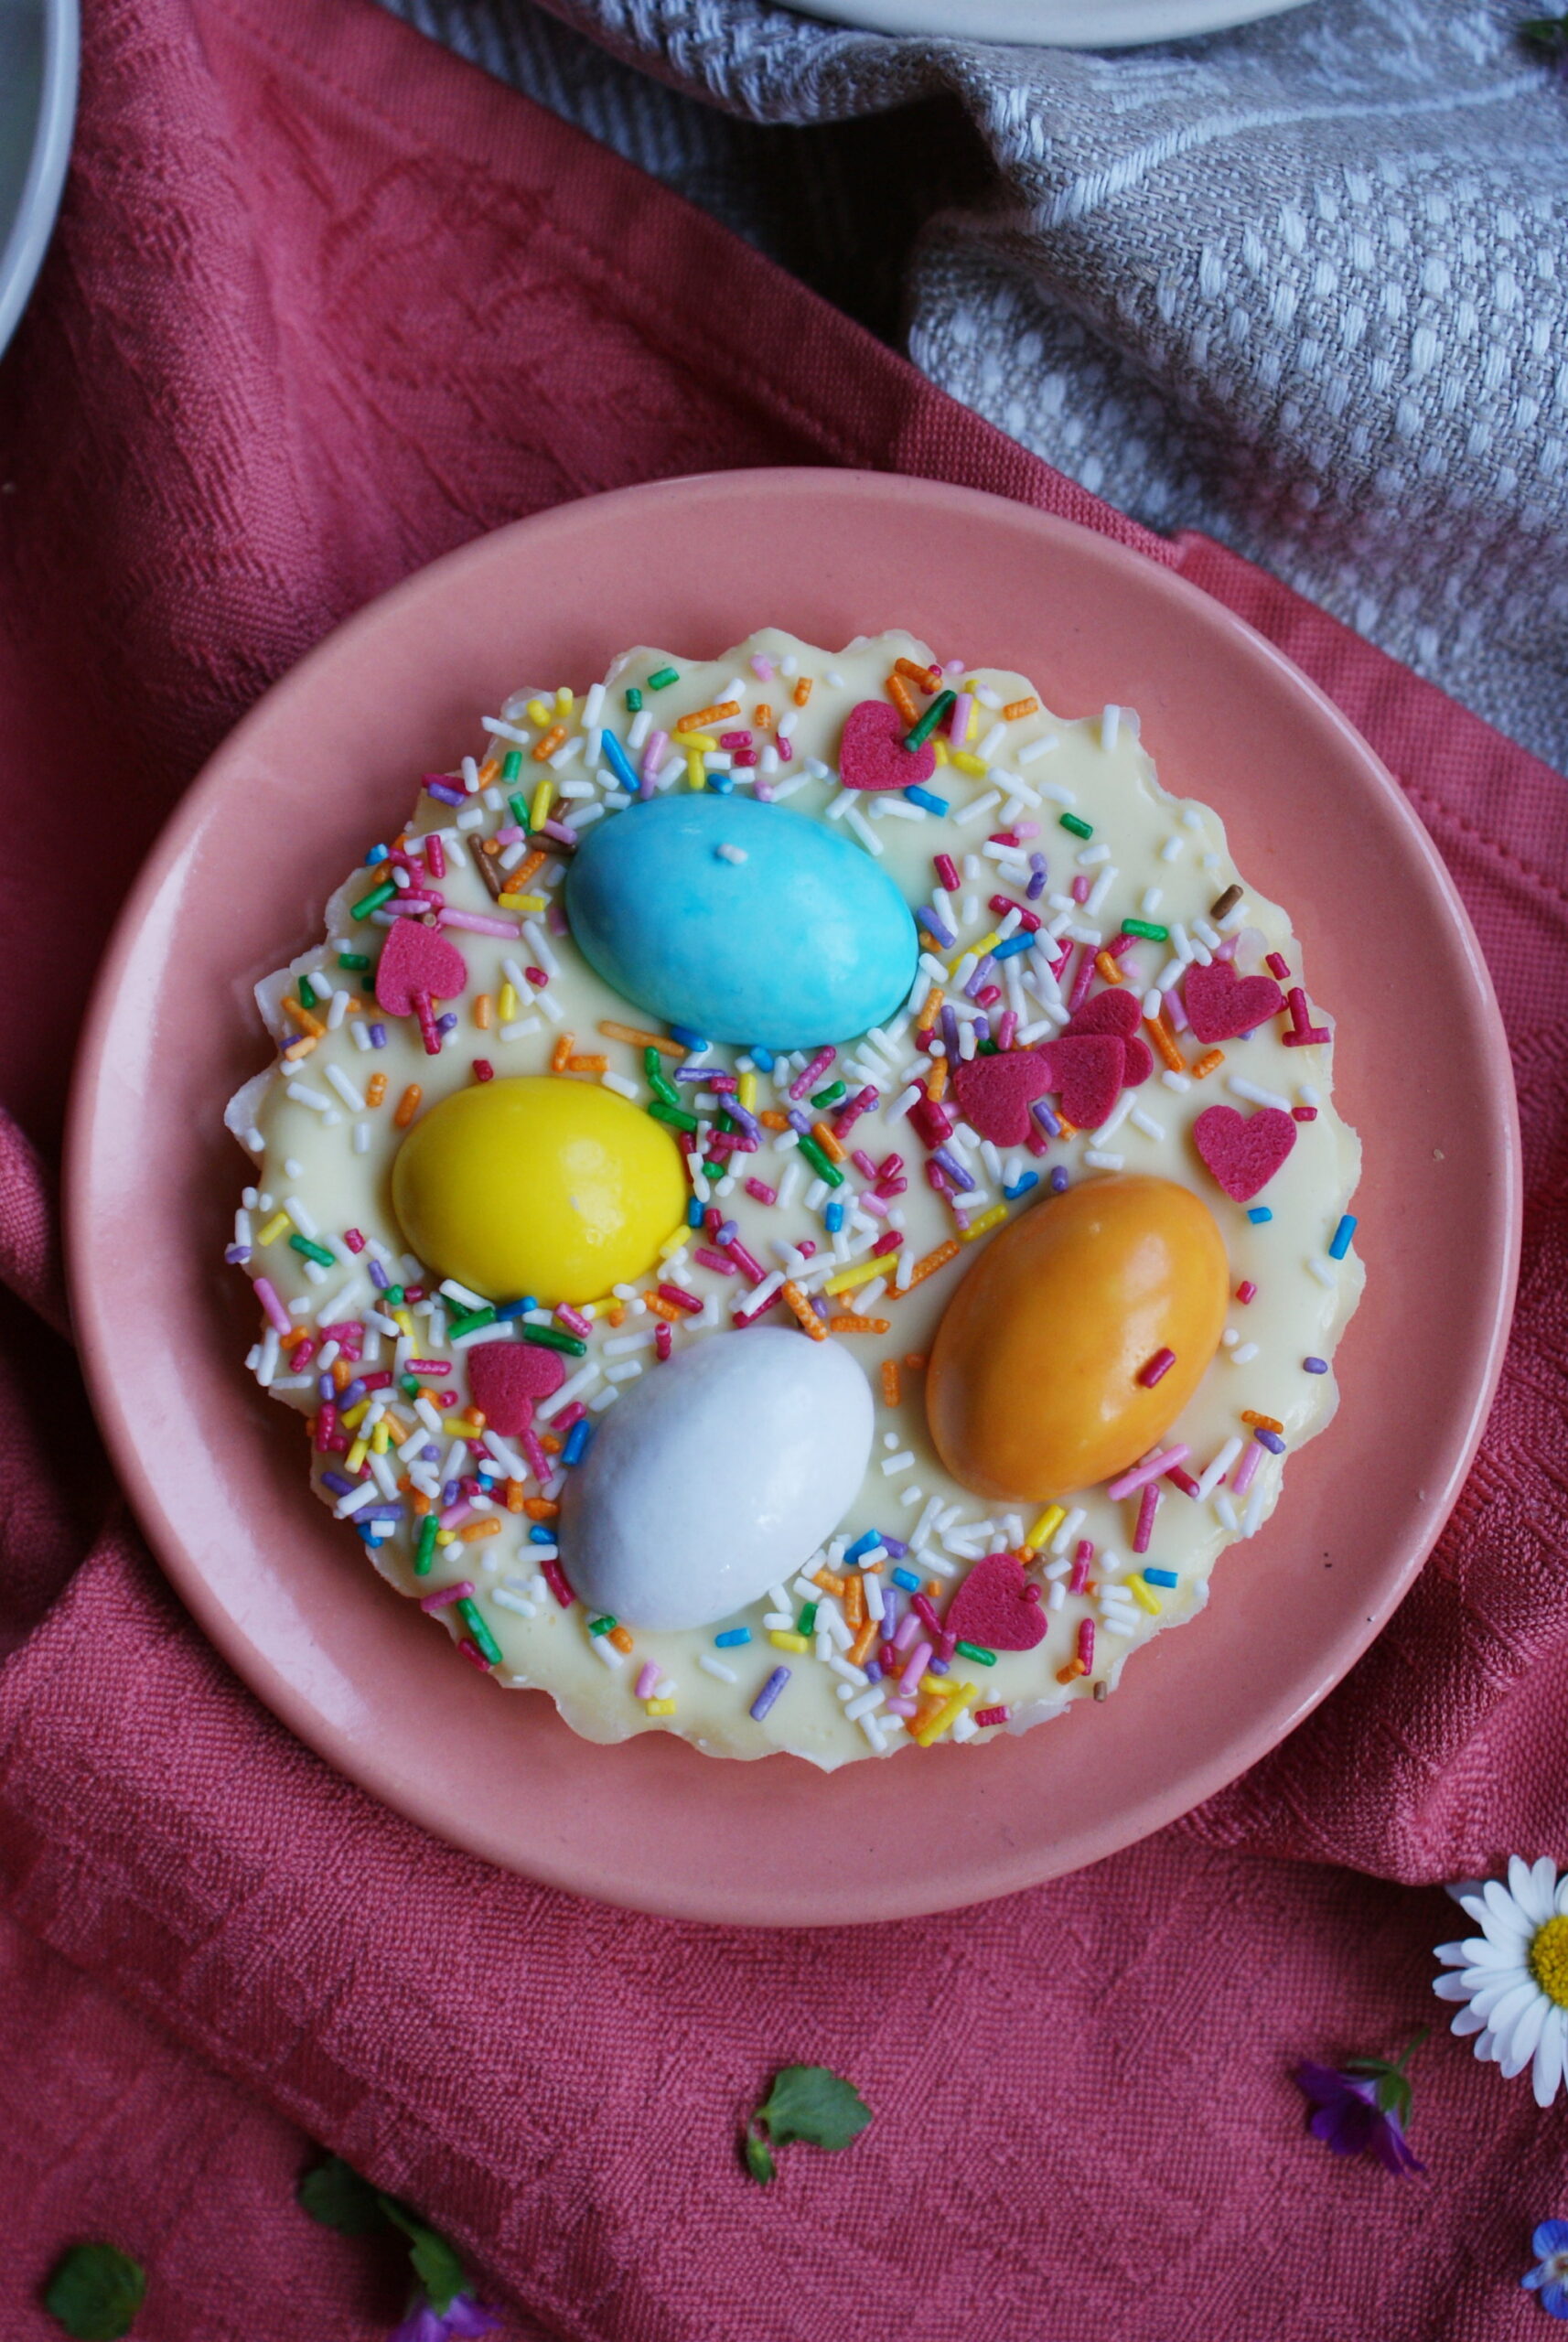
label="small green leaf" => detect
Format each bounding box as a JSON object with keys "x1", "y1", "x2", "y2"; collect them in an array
[
  {"x1": 296, "y1": 2155, "x2": 390, "y2": 2237},
  {"x1": 755, "y1": 2066, "x2": 871, "y2": 2154},
  {"x1": 1521, "y1": 13, "x2": 1568, "y2": 57},
  {"x1": 744, "y1": 2132, "x2": 777, "y2": 2185},
  {"x1": 376, "y1": 2195, "x2": 468, "y2": 2315},
  {"x1": 43, "y1": 2244, "x2": 146, "y2": 2340}
]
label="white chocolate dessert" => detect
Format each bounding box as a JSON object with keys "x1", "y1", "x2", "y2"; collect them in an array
[{"x1": 226, "y1": 628, "x2": 1363, "y2": 1769}]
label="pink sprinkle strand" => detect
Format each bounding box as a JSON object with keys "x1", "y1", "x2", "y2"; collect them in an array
[
  {"x1": 1069, "y1": 1540, "x2": 1094, "y2": 1595},
  {"x1": 1233, "y1": 1439, "x2": 1264, "y2": 1496},
  {"x1": 1106, "y1": 1445, "x2": 1190, "y2": 1502},
  {"x1": 1133, "y1": 1484, "x2": 1160, "y2": 1554},
  {"x1": 1077, "y1": 1617, "x2": 1095, "y2": 1671},
  {"x1": 419, "y1": 1580, "x2": 474, "y2": 1613},
  {"x1": 634, "y1": 1661, "x2": 661, "y2": 1700},
  {"x1": 1137, "y1": 1347, "x2": 1176, "y2": 1388}
]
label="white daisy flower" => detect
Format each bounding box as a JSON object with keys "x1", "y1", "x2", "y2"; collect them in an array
[{"x1": 1434, "y1": 1855, "x2": 1568, "y2": 2109}]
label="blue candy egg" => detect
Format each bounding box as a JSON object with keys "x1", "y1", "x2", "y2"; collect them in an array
[{"x1": 564, "y1": 793, "x2": 918, "y2": 1048}]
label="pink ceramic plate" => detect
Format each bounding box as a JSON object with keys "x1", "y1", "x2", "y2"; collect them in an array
[{"x1": 66, "y1": 471, "x2": 1520, "y2": 1925}]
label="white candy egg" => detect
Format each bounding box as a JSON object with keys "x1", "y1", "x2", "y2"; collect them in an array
[{"x1": 558, "y1": 1328, "x2": 874, "y2": 1630}]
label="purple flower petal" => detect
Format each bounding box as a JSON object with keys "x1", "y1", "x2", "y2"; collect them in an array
[
  {"x1": 1541, "y1": 2278, "x2": 1568, "y2": 2320},
  {"x1": 1537, "y1": 2223, "x2": 1568, "y2": 2259}
]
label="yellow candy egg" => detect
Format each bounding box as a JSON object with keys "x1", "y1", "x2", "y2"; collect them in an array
[
  {"x1": 391, "y1": 1075, "x2": 687, "y2": 1306},
  {"x1": 927, "y1": 1173, "x2": 1230, "y2": 1502}
]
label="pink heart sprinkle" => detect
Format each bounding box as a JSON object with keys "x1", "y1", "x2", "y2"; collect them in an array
[
  {"x1": 1120, "y1": 1035, "x2": 1154, "y2": 1086},
  {"x1": 950, "y1": 1049, "x2": 1052, "y2": 1146},
  {"x1": 837, "y1": 698, "x2": 937, "y2": 792},
  {"x1": 1192, "y1": 1103, "x2": 1297, "y2": 1202},
  {"x1": 1183, "y1": 960, "x2": 1285, "y2": 1047},
  {"x1": 1038, "y1": 1032, "x2": 1125, "y2": 1132},
  {"x1": 375, "y1": 918, "x2": 469, "y2": 1015},
  {"x1": 1063, "y1": 987, "x2": 1142, "y2": 1042},
  {"x1": 466, "y1": 1339, "x2": 566, "y2": 1436},
  {"x1": 944, "y1": 1552, "x2": 1047, "y2": 1653}
]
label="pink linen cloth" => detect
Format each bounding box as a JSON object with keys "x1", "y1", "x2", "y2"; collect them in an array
[{"x1": 0, "y1": 0, "x2": 1564, "y2": 2334}]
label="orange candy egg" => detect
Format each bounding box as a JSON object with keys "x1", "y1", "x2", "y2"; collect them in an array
[{"x1": 926, "y1": 1173, "x2": 1230, "y2": 1503}]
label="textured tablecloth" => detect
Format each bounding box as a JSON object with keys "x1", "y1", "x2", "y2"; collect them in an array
[
  {"x1": 1, "y1": 0, "x2": 1566, "y2": 2335},
  {"x1": 388, "y1": 0, "x2": 1568, "y2": 775}
]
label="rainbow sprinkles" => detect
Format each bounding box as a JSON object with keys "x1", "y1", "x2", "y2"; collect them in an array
[{"x1": 225, "y1": 628, "x2": 1363, "y2": 1769}]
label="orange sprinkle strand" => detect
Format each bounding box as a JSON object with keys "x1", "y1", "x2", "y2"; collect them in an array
[
  {"x1": 458, "y1": 1518, "x2": 501, "y2": 1543},
  {"x1": 1056, "y1": 1658, "x2": 1088, "y2": 1685},
  {"x1": 812, "y1": 1570, "x2": 847, "y2": 1596},
  {"x1": 1192, "y1": 1047, "x2": 1226, "y2": 1080},
  {"x1": 282, "y1": 1037, "x2": 317, "y2": 1064},
  {"x1": 393, "y1": 1084, "x2": 423, "y2": 1128},
  {"x1": 607, "y1": 1625, "x2": 635, "y2": 1654},
  {"x1": 1095, "y1": 951, "x2": 1124, "y2": 986},
  {"x1": 598, "y1": 1020, "x2": 684, "y2": 1057},
  {"x1": 849, "y1": 1617, "x2": 880, "y2": 1668},
  {"x1": 677, "y1": 700, "x2": 740, "y2": 733},
  {"x1": 881, "y1": 1359, "x2": 902, "y2": 1407},
  {"x1": 926, "y1": 1058, "x2": 949, "y2": 1102},
  {"x1": 1241, "y1": 1411, "x2": 1284, "y2": 1434},
  {"x1": 474, "y1": 993, "x2": 493, "y2": 1029},
  {"x1": 365, "y1": 1072, "x2": 387, "y2": 1108},
  {"x1": 887, "y1": 672, "x2": 919, "y2": 727},
  {"x1": 505, "y1": 1481, "x2": 527, "y2": 1512},
  {"x1": 896, "y1": 656, "x2": 942, "y2": 692},
  {"x1": 566, "y1": 1053, "x2": 610, "y2": 1074},
  {"x1": 905, "y1": 1239, "x2": 961, "y2": 1291},
  {"x1": 332, "y1": 1359, "x2": 355, "y2": 1391},
  {"x1": 551, "y1": 1032, "x2": 574, "y2": 1073},
  {"x1": 532, "y1": 723, "x2": 568, "y2": 761},
  {"x1": 642, "y1": 1295, "x2": 682, "y2": 1324},
  {"x1": 512, "y1": 848, "x2": 547, "y2": 887},
  {"x1": 811, "y1": 1121, "x2": 845, "y2": 1163},
  {"x1": 1145, "y1": 1015, "x2": 1185, "y2": 1073},
  {"x1": 793, "y1": 676, "x2": 813, "y2": 706},
  {"x1": 1003, "y1": 695, "x2": 1039, "y2": 721},
  {"x1": 781, "y1": 1280, "x2": 827, "y2": 1340},
  {"x1": 828, "y1": 1313, "x2": 891, "y2": 1334},
  {"x1": 753, "y1": 703, "x2": 774, "y2": 730},
  {"x1": 282, "y1": 997, "x2": 327, "y2": 1037},
  {"x1": 903, "y1": 1352, "x2": 928, "y2": 1370},
  {"x1": 477, "y1": 757, "x2": 502, "y2": 788},
  {"x1": 523, "y1": 1498, "x2": 559, "y2": 1520},
  {"x1": 759, "y1": 1108, "x2": 790, "y2": 1130},
  {"x1": 844, "y1": 1574, "x2": 866, "y2": 1629}
]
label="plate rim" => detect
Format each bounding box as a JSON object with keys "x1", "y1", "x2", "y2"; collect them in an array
[
  {"x1": 64, "y1": 467, "x2": 1521, "y2": 1923},
  {"x1": 0, "y1": 0, "x2": 78, "y2": 360},
  {"x1": 782, "y1": 0, "x2": 1316, "y2": 48}
]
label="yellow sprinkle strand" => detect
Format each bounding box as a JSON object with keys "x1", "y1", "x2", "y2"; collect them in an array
[
  {"x1": 822, "y1": 1256, "x2": 886, "y2": 1298},
  {"x1": 914, "y1": 1681, "x2": 978, "y2": 1747},
  {"x1": 255, "y1": 1211, "x2": 290, "y2": 1246},
  {"x1": 1129, "y1": 1576, "x2": 1163, "y2": 1615},
  {"x1": 961, "y1": 1205, "x2": 1008, "y2": 1242},
  {"x1": 1028, "y1": 1505, "x2": 1066, "y2": 1550}
]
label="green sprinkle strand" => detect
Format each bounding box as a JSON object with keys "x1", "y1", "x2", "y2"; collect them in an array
[
  {"x1": 337, "y1": 951, "x2": 371, "y2": 972},
  {"x1": 955, "y1": 1639, "x2": 997, "y2": 1665},
  {"x1": 501, "y1": 748, "x2": 523, "y2": 781},
  {"x1": 457, "y1": 1596, "x2": 502, "y2": 1667},
  {"x1": 624, "y1": 687, "x2": 643, "y2": 711},
  {"x1": 648, "y1": 1099, "x2": 699, "y2": 1133},
  {"x1": 414, "y1": 1516, "x2": 439, "y2": 1576},
  {"x1": 288, "y1": 1233, "x2": 336, "y2": 1267},
  {"x1": 508, "y1": 790, "x2": 530, "y2": 830},
  {"x1": 903, "y1": 688, "x2": 956, "y2": 751},
  {"x1": 797, "y1": 1134, "x2": 844, "y2": 1188},
  {"x1": 447, "y1": 1305, "x2": 497, "y2": 1340},
  {"x1": 351, "y1": 879, "x2": 397, "y2": 919},
  {"x1": 521, "y1": 1322, "x2": 587, "y2": 1357},
  {"x1": 1122, "y1": 918, "x2": 1168, "y2": 940},
  {"x1": 647, "y1": 666, "x2": 679, "y2": 692},
  {"x1": 810, "y1": 1080, "x2": 847, "y2": 1109},
  {"x1": 1058, "y1": 812, "x2": 1093, "y2": 840}
]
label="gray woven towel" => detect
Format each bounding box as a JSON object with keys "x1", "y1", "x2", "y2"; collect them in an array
[{"x1": 386, "y1": 0, "x2": 1568, "y2": 771}]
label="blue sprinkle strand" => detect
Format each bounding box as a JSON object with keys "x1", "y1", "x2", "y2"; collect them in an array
[{"x1": 1328, "y1": 1213, "x2": 1358, "y2": 1260}]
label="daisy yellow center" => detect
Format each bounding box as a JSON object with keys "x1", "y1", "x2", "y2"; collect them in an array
[{"x1": 1530, "y1": 1916, "x2": 1568, "y2": 2008}]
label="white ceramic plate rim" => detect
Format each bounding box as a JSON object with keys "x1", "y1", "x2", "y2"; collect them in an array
[
  {"x1": 785, "y1": 0, "x2": 1316, "y2": 49},
  {"x1": 0, "y1": 0, "x2": 77, "y2": 358}
]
